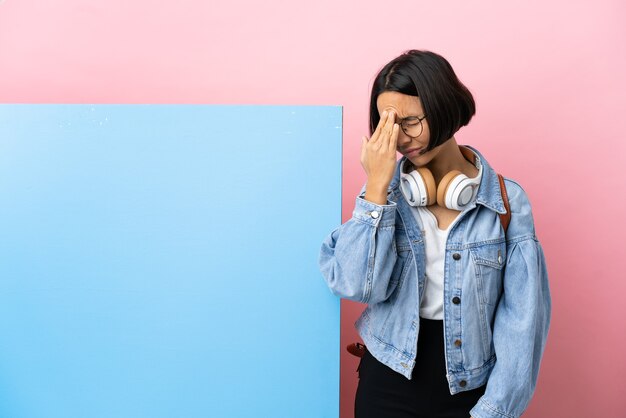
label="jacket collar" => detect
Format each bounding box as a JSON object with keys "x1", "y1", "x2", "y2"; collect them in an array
[{"x1": 388, "y1": 144, "x2": 506, "y2": 214}]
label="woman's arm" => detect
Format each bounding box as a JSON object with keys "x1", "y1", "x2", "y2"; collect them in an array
[
  {"x1": 469, "y1": 180, "x2": 552, "y2": 418},
  {"x1": 318, "y1": 185, "x2": 401, "y2": 305}
]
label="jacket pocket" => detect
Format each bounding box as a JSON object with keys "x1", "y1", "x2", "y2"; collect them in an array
[
  {"x1": 470, "y1": 241, "x2": 506, "y2": 307},
  {"x1": 389, "y1": 228, "x2": 413, "y2": 293},
  {"x1": 366, "y1": 229, "x2": 413, "y2": 336}
]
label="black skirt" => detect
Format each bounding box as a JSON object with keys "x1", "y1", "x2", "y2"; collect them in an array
[{"x1": 355, "y1": 317, "x2": 487, "y2": 418}]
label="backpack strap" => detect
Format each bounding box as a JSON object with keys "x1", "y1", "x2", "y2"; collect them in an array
[{"x1": 497, "y1": 173, "x2": 511, "y2": 235}]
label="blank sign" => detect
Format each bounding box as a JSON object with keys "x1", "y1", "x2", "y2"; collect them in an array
[{"x1": 0, "y1": 104, "x2": 342, "y2": 418}]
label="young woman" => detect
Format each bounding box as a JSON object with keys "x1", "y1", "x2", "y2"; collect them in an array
[{"x1": 318, "y1": 50, "x2": 552, "y2": 418}]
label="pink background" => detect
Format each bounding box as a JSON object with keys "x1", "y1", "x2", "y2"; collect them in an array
[{"x1": 1, "y1": 1, "x2": 625, "y2": 417}]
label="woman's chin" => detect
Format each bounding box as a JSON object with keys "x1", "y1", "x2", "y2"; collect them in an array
[{"x1": 406, "y1": 150, "x2": 429, "y2": 165}]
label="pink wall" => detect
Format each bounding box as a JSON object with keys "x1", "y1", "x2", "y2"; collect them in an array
[{"x1": 2, "y1": 1, "x2": 625, "y2": 417}]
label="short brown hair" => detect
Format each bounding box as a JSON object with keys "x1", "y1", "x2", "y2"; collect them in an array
[{"x1": 369, "y1": 50, "x2": 476, "y2": 153}]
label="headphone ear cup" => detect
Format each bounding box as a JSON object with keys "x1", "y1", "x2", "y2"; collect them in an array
[
  {"x1": 418, "y1": 167, "x2": 437, "y2": 205},
  {"x1": 437, "y1": 170, "x2": 464, "y2": 209},
  {"x1": 438, "y1": 170, "x2": 478, "y2": 210},
  {"x1": 400, "y1": 166, "x2": 437, "y2": 206}
]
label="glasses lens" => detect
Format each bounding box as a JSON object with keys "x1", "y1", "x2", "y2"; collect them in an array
[{"x1": 402, "y1": 118, "x2": 423, "y2": 137}]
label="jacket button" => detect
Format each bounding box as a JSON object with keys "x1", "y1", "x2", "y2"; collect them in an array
[
  {"x1": 459, "y1": 380, "x2": 467, "y2": 387},
  {"x1": 452, "y1": 253, "x2": 461, "y2": 260},
  {"x1": 370, "y1": 210, "x2": 380, "y2": 219},
  {"x1": 454, "y1": 339, "x2": 462, "y2": 347},
  {"x1": 452, "y1": 296, "x2": 461, "y2": 304}
]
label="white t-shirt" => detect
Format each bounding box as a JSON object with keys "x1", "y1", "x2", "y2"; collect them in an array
[
  {"x1": 409, "y1": 171, "x2": 483, "y2": 320},
  {"x1": 412, "y1": 206, "x2": 463, "y2": 319}
]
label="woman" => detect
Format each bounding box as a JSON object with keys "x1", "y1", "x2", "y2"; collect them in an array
[{"x1": 318, "y1": 50, "x2": 552, "y2": 418}]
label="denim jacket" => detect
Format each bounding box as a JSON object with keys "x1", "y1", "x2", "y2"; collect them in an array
[{"x1": 318, "y1": 145, "x2": 552, "y2": 418}]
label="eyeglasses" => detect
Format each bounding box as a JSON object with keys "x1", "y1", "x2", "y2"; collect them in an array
[{"x1": 397, "y1": 114, "x2": 427, "y2": 138}]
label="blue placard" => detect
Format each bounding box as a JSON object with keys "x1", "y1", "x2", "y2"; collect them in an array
[{"x1": 0, "y1": 104, "x2": 342, "y2": 418}]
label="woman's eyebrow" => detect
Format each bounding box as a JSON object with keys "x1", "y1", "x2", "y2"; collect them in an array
[{"x1": 398, "y1": 114, "x2": 419, "y2": 120}]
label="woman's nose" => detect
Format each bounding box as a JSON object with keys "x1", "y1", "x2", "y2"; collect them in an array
[{"x1": 396, "y1": 128, "x2": 412, "y2": 146}]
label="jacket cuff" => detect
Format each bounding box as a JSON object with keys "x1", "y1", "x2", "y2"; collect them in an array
[{"x1": 352, "y1": 196, "x2": 397, "y2": 227}]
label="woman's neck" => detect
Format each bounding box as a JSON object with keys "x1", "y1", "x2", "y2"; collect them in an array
[{"x1": 424, "y1": 138, "x2": 479, "y2": 185}]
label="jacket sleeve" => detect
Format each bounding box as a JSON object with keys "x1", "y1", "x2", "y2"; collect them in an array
[
  {"x1": 318, "y1": 184, "x2": 401, "y2": 305},
  {"x1": 470, "y1": 181, "x2": 552, "y2": 418}
]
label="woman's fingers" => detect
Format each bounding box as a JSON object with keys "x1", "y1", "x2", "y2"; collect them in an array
[
  {"x1": 361, "y1": 135, "x2": 367, "y2": 162},
  {"x1": 388, "y1": 122, "x2": 399, "y2": 153},
  {"x1": 371, "y1": 109, "x2": 393, "y2": 145},
  {"x1": 374, "y1": 109, "x2": 394, "y2": 146},
  {"x1": 369, "y1": 110, "x2": 387, "y2": 144},
  {"x1": 361, "y1": 109, "x2": 398, "y2": 190},
  {"x1": 380, "y1": 110, "x2": 396, "y2": 149}
]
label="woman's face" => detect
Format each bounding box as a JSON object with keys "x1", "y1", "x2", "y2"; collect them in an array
[{"x1": 376, "y1": 91, "x2": 443, "y2": 167}]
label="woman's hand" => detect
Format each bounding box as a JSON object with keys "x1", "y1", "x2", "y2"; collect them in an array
[{"x1": 360, "y1": 109, "x2": 400, "y2": 204}]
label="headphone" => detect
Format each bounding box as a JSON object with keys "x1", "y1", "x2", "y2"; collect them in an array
[{"x1": 400, "y1": 145, "x2": 483, "y2": 211}]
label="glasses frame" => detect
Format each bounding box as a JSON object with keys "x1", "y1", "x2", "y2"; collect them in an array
[{"x1": 397, "y1": 114, "x2": 427, "y2": 138}]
